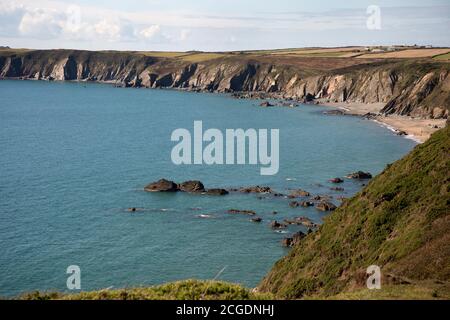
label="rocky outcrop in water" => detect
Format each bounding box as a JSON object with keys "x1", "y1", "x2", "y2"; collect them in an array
[
  {"x1": 144, "y1": 179, "x2": 228, "y2": 195},
  {"x1": 346, "y1": 171, "x2": 373, "y2": 179},
  {"x1": 144, "y1": 179, "x2": 178, "y2": 192}
]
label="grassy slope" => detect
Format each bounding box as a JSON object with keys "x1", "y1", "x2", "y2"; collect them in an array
[
  {"x1": 259, "y1": 125, "x2": 450, "y2": 298},
  {"x1": 19, "y1": 280, "x2": 273, "y2": 300}
]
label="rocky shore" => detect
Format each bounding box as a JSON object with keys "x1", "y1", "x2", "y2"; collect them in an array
[
  {"x1": 142, "y1": 171, "x2": 372, "y2": 247},
  {"x1": 1, "y1": 49, "x2": 449, "y2": 128}
]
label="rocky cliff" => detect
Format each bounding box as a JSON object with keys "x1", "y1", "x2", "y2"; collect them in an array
[{"x1": 1, "y1": 49, "x2": 449, "y2": 118}]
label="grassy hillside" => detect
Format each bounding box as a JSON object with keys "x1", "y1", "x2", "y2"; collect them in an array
[
  {"x1": 19, "y1": 280, "x2": 273, "y2": 300},
  {"x1": 259, "y1": 125, "x2": 450, "y2": 298}
]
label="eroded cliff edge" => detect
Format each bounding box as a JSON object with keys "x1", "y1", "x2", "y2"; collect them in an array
[{"x1": 1, "y1": 49, "x2": 449, "y2": 119}]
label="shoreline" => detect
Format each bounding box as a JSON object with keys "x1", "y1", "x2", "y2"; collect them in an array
[
  {"x1": 320, "y1": 102, "x2": 446, "y2": 143},
  {"x1": 2, "y1": 78, "x2": 447, "y2": 143}
]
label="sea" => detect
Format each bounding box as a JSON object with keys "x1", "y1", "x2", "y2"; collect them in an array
[{"x1": 0, "y1": 79, "x2": 416, "y2": 296}]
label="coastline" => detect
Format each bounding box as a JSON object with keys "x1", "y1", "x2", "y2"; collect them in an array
[
  {"x1": 2, "y1": 77, "x2": 446, "y2": 143},
  {"x1": 321, "y1": 102, "x2": 446, "y2": 143}
]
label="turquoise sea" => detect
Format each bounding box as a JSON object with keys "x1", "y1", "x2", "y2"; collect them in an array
[{"x1": 0, "y1": 80, "x2": 415, "y2": 296}]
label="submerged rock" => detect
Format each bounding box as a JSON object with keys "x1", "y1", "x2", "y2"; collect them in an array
[
  {"x1": 228, "y1": 209, "x2": 256, "y2": 215},
  {"x1": 144, "y1": 179, "x2": 178, "y2": 192},
  {"x1": 323, "y1": 109, "x2": 345, "y2": 115},
  {"x1": 204, "y1": 188, "x2": 229, "y2": 196},
  {"x1": 259, "y1": 101, "x2": 274, "y2": 107},
  {"x1": 329, "y1": 177, "x2": 343, "y2": 183},
  {"x1": 239, "y1": 186, "x2": 273, "y2": 194},
  {"x1": 251, "y1": 217, "x2": 262, "y2": 223}
]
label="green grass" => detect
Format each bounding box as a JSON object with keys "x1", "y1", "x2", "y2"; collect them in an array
[
  {"x1": 433, "y1": 52, "x2": 450, "y2": 61},
  {"x1": 178, "y1": 53, "x2": 229, "y2": 62},
  {"x1": 259, "y1": 126, "x2": 450, "y2": 298},
  {"x1": 320, "y1": 282, "x2": 450, "y2": 300},
  {"x1": 18, "y1": 280, "x2": 274, "y2": 300}
]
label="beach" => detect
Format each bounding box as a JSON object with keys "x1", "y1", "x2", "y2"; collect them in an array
[{"x1": 322, "y1": 102, "x2": 446, "y2": 143}]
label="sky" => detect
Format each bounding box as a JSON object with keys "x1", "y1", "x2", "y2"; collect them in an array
[{"x1": 0, "y1": 0, "x2": 449, "y2": 51}]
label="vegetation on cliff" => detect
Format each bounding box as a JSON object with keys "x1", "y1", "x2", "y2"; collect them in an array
[
  {"x1": 18, "y1": 280, "x2": 273, "y2": 300},
  {"x1": 259, "y1": 125, "x2": 450, "y2": 298}
]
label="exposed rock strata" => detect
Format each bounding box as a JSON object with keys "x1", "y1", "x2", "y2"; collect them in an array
[{"x1": 1, "y1": 49, "x2": 449, "y2": 118}]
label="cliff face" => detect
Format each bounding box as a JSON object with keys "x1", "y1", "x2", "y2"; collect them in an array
[
  {"x1": 259, "y1": 126, "x2": 450, "y2": 298},
  {"x1": 1, "y1": 49, "x2": 449, "y2": 118}
]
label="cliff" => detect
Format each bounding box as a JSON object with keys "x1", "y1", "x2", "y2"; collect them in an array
[
  {"x1": 1, "y1": 49, "x2": 449, "y2": 119},
  {"x1": 259, "y1": 125, "x2": 450, "y2": 298}
]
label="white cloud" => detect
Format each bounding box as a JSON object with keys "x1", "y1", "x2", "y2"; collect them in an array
[
  {"x1": 138, "y1": 25, "x2": 161, "y2": 40},
  {"x1": 18, "y1": 8, "x2": 64, "y2": 38},
  {"x1": 0, "y1": 0, "x2": 448, "y2": 50},
  {"x1": 180, "y1": 29, "x2": 191, "y2": 41},
  {"x1": 93, "y1": 19, "x2": 121, "y2": 41}
]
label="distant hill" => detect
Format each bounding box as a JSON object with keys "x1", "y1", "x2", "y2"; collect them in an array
[{"x1": 259, "y1": 125, "x2": 450, "y2": 298}]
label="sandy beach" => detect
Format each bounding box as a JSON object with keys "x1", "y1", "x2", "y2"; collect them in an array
[{"x1": 321, "y1": 102, "x2": 446, "y2": 143}]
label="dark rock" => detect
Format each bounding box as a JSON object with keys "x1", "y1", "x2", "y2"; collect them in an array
[
  {"x1": 316, "y1": 201, "x2": 337, "y2": 211},
  {"x1": 259, "y1": 101, "x2": 274, "y2": 107},
  {"x1": 312, "y1": 195, "x2": 324, "y2": 201},
  {"x1": 346, "y1": 171, "x2": 372, "y2": 179},
  {"x1": 179, "y1": 180, "x2": 205, "y2": 193},
  {"x1": 272, "y1": 193, "x2": 285, "y2": 197},
  {"x1": 329, "y1": 177, "x2": 343, "y2": 183},
  {"x1": 204, "y1": 188, "x2": 229, "y2": 195},
  {"x1": 284, "y1": 217, "x2": 317, "y2": 228},
  {"x1": 281, "y1": 238, "x2": 293, "y2": 247},
  {"x1": 330, "y1": 187, "x2": 344, "y2": 191},
  {"x1": 228, "y1": 209, "x2": 256, "y2": 215},
  {"x1": 271, "y1": 220, "x2": 287, "y2": 229},
  {"x1": 396, "y1": 130, "x2": 408, "y2": 136},
  {"x1": 362, "y1": 112, "x2": 378, "y2": 119},
  {"x1": 289, "y1": 201, "x2": 300, "y2": 208},
  {"x1": 239, "y1": 186, "x2": 272, "y2": 194},
  {"x1": 144, "y1": 179, "x2": 178, "y2": 192},
  {"x1": 251, "y1": 217, "x2": 262, "y2": 223},
  {"x1": 299, "y1": 201, "x2": 314, "y2": 207},
  {"x1": 288, "y1": 189, "x2": 310, "y2": 198},
  {"x1": 304, "y1": 93, "x2": 315, "y2": 102}
]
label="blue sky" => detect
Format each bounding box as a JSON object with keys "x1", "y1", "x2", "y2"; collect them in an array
[{"x1": 1, "y1": 0, "x2": 449, "y2": 51}]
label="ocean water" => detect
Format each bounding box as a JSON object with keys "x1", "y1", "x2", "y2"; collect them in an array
[{"x1": 0, "y1": 80, "x2": 415, "y2": 296}]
